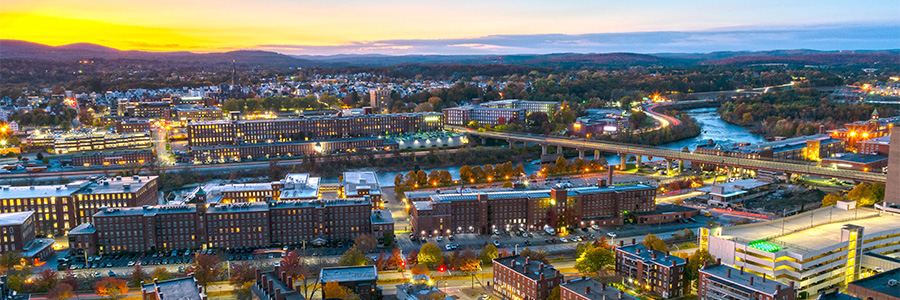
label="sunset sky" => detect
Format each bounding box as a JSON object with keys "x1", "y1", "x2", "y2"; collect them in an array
[{"x1": 2, "y1": 0, "x2": 898, "y2": 55}]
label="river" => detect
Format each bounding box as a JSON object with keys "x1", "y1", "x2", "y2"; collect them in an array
[{"x1": 335, "y1": 107, "x2": 765, "y2": 186}]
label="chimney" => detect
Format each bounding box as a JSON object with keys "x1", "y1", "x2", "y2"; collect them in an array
[
  {"x1": 632, "y1": 238, "x2": 636, "y2": 245},
  {"x1": 666, "y1": 251, "x2": 670, "y2": 259},
  {"x1": 790, "y1": 281, "x2": 794, "y2": 289},
  {"x1": 652, "y1": 252, "x2": 657, "y2": 260},
  {"x1": 525, "y1": 257, "x2": 530, "y2": 265},
  {"x1": 274, "y1": 288, "x2": 282, "y2": 300},
  {"x1": 159, "y1": 293, "x2": 163, "y2": 300},
  {"x1": 672, "y1": 260, "x2": 676, "y2": 267},
  {"x1": 286, "y1": 277, "x2": 293, "y2": 289},
  {"x1": 540, "y1": 273, "x2": 545, "y2": 280},
  {"x1": 539, "y1": 264, "x2": 544, "y2": 271},
  {"x1": 280, "y1": 271, "x2": 287, "y2": 283},
  {"x1": 585, "y1": 286, "x2": 590, "y2": 294},
  {"x1": 762, "y1": 274, "x2": 766, "y2": 282},
  {"x1": 154, "y1": 278, "x2": 159, "y2": 284},
  {"x1": 582, "y1": 275, "x2": 586, "y2": 280},
  {"x1": 750, "y1": 277, "x2": 754, "y2": 285},
  {"x1": 637, "y1": 248, "x2": 641, "y2": 254},
  {"x1": 601, "y1": 283, "x2": 607, "y2": 291},
  {"x1": 524, "y1": 265, "x2": 527, "y2": 273},
  {"x1": 776, "y1": 285, "x2": 780, "y2": 291},
  {"x1": 727, "y1": 269, "x2": 731, "y2": 278},
  {"x1": 619, "y1": 241, "x2": 624, "y2": 247},
  {"x1": 618, "y1": 291, "x2": 624, "y2": 298},
  {"x1": 740, "y1": 266, "x2": 744, "y2": 275},
  {"x1": 703, "y1": 261, "x2": 708, "y2": 269},
  {"x1": 717, "y1": 258, "x2": 721, "y2": 265}
]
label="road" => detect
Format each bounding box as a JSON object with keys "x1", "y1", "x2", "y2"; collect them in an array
[{"x1": 453, "y1": 127, "x2": 886, "y2": 183}]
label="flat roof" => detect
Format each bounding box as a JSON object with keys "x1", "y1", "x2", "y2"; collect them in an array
[
  {"x1": 859, "y1": 134, "x2": 892, "y2": 145},
  {"x1": 0, "y1": 211, "x2": 33, "y2": 226},
  {"x1": 562, "y1": 278, "x2": 637, "y2": 300},
  {"x1": 22, "y1": 238, "x2": 54, "y2": 259},
  {"x1": 342, "y1": 171, "x2": 381, "y2": 196},
  {"x1": 822, "y1": 153, "x2": 890, "y2": 164},
  {"x1": 0, "y1": 183, "x2": 85, "y2": 199},
  {"x1": 67, "y1": 223, "x2": 96, "y2": 235},
  {"x1": 848, "y1": 267, "x2": 900, "y2": 298},
  {"x1": 635, "y1": 204, "x2": 698, "y2": 216},
  {"x1": 371, "y1": 209, "x2": 394, "y2": 225},
  {"x1": 719, "y1": 207, "x2": 900, "y2": 253},
  {"x1": 94, "y1": 205, "x2": 196, "y2": 217},
  {"x1": 80, "y1": 176, "x2": 157, "y2": 195},
  {"x1": 141, "y1": 277, "x2": 204, "y2": 300},
  {"x1": 207, "y1": 202, "x2": 268, "y2": 213},
  {"x1": 319, "y1": 265, "x2": 378, "y2": 283},
  {"x1": 700, "y1": 264, "x2": 790, "y2": 296}
]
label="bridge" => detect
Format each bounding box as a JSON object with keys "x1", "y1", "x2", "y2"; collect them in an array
[{"x1": 452, "y1": 127, "x2": 887, "y2": 183}]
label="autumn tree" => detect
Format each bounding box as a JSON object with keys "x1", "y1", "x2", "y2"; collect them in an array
[
  {"x1": 0, "y1": 251, "x2": 23, "y2": 274},
  {"x1": 459, "y1": 165, "x2": 473, "y2": 183},
  {"x1": 575, "y1": 245, "x2": 615, "y2": 274},
  {"x1": 47, "y1": 283, "x2": 74, "y2": 300},
  {"x1": 281, "y1": 251, "x2": 322, "y2": 299},
  {"x1": 822, "y1": 193, "x2": 847, "y2": 207},
  {"x1": 94, "y1": 277, "x2": 128, "y2": 300},
  {"x1": 438, "y1": 170, "x2": 452, "y2": 184},
  {"x1": 643, "y1": 234, "x2": 667, "y2": 252},
  {"x1": 129, "y1": 264, "x2": 148, "y2": 287},
  {"x1": 519, "y1": 248, "x2": 551, "y2": 264},
  {"x1": 547, "y1": 286, "x2": 561, "y2": 300},
  {"x1": 230, "y1": 263, "x2": 258, "y2": 300},
  {"x1": 190, "y1": 253, "x2": 222, "y2": 292},
  {"x1": 416, "y1": 170, "x2": 428, "y2": 186},
  {"x1": 418, "y1": 243, "x2": 444, "y2": 268},
  {"x1": 338, "y1": 247, "x2": 368, "y2": 266},
  {"x1": 151, "y1": 267, "x2": 173, "y2": 281},
  {"x1": 35, "y1": 269, "x2": 59, "y2": 292},
  {"x1": 61, "y1": 271, "x2": 78, "y2": 291},
  {"x1": 322, "y1": 281, "x2": 359, "y2": 300},
  {"x1": 685, "y1": 249, "x2": 717, "y2": 286},
  {"x1": 453, "y1": 249, "x2": 480, "y2": 275},
  {"x1": 353, "y1": 234, "x2": 377, "y2": 253},
  {"x1": 479, "y1": 244, "x2": 499, "y2": 265}
]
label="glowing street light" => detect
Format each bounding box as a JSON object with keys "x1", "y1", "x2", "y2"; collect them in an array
[{"x1": 313, "y1": 142, "x2": 323, "y2": 153}]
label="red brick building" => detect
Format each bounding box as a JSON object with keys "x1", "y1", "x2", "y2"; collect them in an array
[
  {"x1": 561, "y1": 277, "x2": 637, "y2": 300},
  {"x1": 189, "y1": 137, "x2": 395, "y2": 163},
  {"x1": 615, "y1": 244, "x2": 688, "y2": 299},
  {"x1": 319, "y1": 266, "x2": 379, "y2": 300},
  {"x1": 141, "y1": 277, "x2": 206, "y2": 300},
  {"x1": 409, "y1": 185, "x2": 657, "y2": 236},
  {"x1": 698, "y1": 261, "x2": 796, "y2": 300},
  {"x1": 64, "y1": 150, "x2": 154, "y2": 167},
  {"x1": 186, "y1": 112, "x2": 443, "y2": 147},
  {"x1": 0, "y1": 211, "x2": 35, "y2": 253},
  {"x1": 493, "y1": 255, "x2": 564, "y2": 300},
  {"x1": 115, "y1": 119, "x2": 152, "y2": 133},
  {"x1": 856, "y1": 134, "x2": 892, "y2": 155}
]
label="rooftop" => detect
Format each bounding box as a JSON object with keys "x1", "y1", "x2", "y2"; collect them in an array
[
  {"x1": 67, "y1": 223, "x2": 96, "y2": 235},
  {"x1": 700, "y1": 264, "x2": 791, "y2": 296},
  {"x1": 0, "y1": 211, "x2": 33, "y2": 227},
  {"x1": 822, "y1": 153, "x2": 890, "y2": 164},
  {"x1": 80, "y1": 176, "x2": 158, "y2": 195},
  {"x1": 141, "y1": 277, "x2": 205, "y2": 300},
  {"x1": 616, "y1": 244, "x2": 686, "y2": 266},
  {"x1": 848, "y1": 267, "x2": 900, "y2": 299},
  {"x1": 719, "y1": 207, "x2": 900, "y2": 254},
  {"x1": 562, "y1": 278, "x2": 637, "y2": 300},
  {"x1": 371, "y1": 209, "x2": 394, "y2": 225},
  {"x1": 94, "y1": 205, "x2": 196, "y2": 217},
  {"x1": 22, "y1": 239, "x2": 54, "y2": 259},
  {"x1": 251, "y1": 271, "x2": 305, "y2": 300},
  {"x1": 493, "y1": 255, "x2": 560, "y2": 281},
  {"x1": 635, "y1": 204, "x2": 697, "y2": 216},
  {"x1": 319, "y1": 265, "x2": 378, "y2": 283},
  {"x1": 859, "y1": 134, "x2": 892, "y2": 145},
  {"x1": 0, "y1": 181, "x2": 88, "y2": 199},
  {"x1": 342, "y1": 171, "x2": 381, "y2": 196}
]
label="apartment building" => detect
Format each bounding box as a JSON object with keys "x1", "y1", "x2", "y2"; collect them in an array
[
  {"x1": 0, "y1": 211, "x2": 55, "y2": 260},
  {"x1": 189, "y1": 137, "x2": 393, "y2": 163},
  {"x1": 615, "y1": 244, "x2": 688, "y2": 299},
  {"x1": 251, "y1": 266, "x2": 306, "y2": 300},
  {"x1": 186, "y1": 112, "x2": 443, "y2": 147},
  {"x1": 698, "y1": 261, "x2": 796, "y2": 300},
  {"x1": 115, "y1": 119, "x2": 151, "y2": 133},
  {"x1": 0, "y1": 176, "x2": 158, "y2": 236},
  {"x1": 492, "y1": 255, "x2": 564, "y2": 300},
  {"x1": 560, "y1": 277, "x2": 637, "y2": 300},
  {"x1": 63, "y1": 150, "x2": 154, "y2": 167},
  {"x1": 370, "y1": 88, "x2": 392, "y2": 113},
  {"x1": 320, "y1": 266, "x2": 379, "y2": 300}
]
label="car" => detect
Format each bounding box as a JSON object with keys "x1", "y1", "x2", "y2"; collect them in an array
[
  {"x1": 524, "y1": 240, "x2": 530, "y2": 245},
  {"x1": 448, "y1": 235, "x2": 455, "y2": 241},
  {"x1": 607, "y1": 232, "x2": 617, "y2": 238},
  {"x1": 268, "y1": 254, "x2": 274, "y2": 259},
  {"x1": 436, "y1": 236, "x2": 443, "y2": 242},
  {"x1": 560, "y1": 238, "x2": 568, "y2": 243},
  {"x1": 445, "y1": 244, "x2": 453, "y2": 250},
  {"x1": 591, "y1": 225, "x2": 601, "y2": 231},
  {"x1": 419, "y1": 236, "x2": 426, "y2": 242},
  {"x1": 93, "y1": 272, "x2": 102, "y2": 278},
  {"x1": 108, "y1": 270, "x2": 117, "y2": 277},
  {"x1": 127, "y1": 261, "x2": 135, "y2": 267},
  {"x1": 493, "y1": 240, "x2": 500, "y2": 247},
  {"x1": 179, "y1": 266, "x2": 186, "y2": 273}
]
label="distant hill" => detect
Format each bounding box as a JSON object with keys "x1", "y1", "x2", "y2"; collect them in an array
[
  {"x1": 0, "y1": 40, "x2": 316, "y2": 67},
  {"x1": 1, "y1": 40, "x2": 896, "y2": 68}
]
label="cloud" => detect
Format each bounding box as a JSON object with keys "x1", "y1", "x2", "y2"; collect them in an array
[{"x1": 251, "y1": 23, "x2": 900, "y2": 55}]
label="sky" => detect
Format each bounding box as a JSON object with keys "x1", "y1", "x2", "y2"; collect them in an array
[{"x1": 1, "y1": 0, "x2": 898, "y2": 55}]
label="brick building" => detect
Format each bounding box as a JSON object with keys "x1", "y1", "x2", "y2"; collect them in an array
[
  {"x1": 0, "y1": 211, "x2": 55, "y2": 261},
  {"x1": 694, "y1": 134, "x2": 845, "y2": 165},
  {"x1": 251, "y1": 266, "x2": 306, "y2": 300},
  {"x1": 615, "y1": 244, "x2": 688, "y2": 299},
  {"x1": 698, "y1": 261, "x2": 796, "y2": 300},
  {"x1": 492, "y1": 255, "x2": 564, "y2": 300},
  {"x1": 186, "y1": 112, "x2": 442, "y2": 147},
  {"x1": 369, "y1": 88, "x2": 392, "y2": 113},
  {"x1": 856, "y1": 134, "x2": 892, "y2": 155},
  {"x1": 821, "y1": 153, "x2": 890, "y2": 172},
  {"x1": 68, "y1": 187, "x2": 386, "y2": 255},
  {"x1": 409, "y1": 185, "x2": 657, "y2": 236},
  {"x1": 189, "y1": 138, "x2": 394, "y2": 163},
  {"x1": 828, "y1": 115, "x2": 897, "y2": 150},
  {"x1": 116, "y1": 119, "x2": 151, "y2": 133},
  {"x1": 63, "y1": 150, "x2": 154, "y2": 167},
  {"x1": 561, "y1": 277, "x2": 637, "y2": 300},
  {"x1": 0, "y1": 176, "x2": 158, "y2": 236},
  {"x1": 320, "y1": 266, "x2": 379, "y2": 300},
  {"x1": 174, "y1": 105, "x2": 223, "y2": 122}
]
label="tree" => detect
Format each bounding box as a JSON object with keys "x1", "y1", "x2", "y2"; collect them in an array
[
  {"x1": 453, "y1": 249, "x2": 480, "y2": 275},
  {"x1": 575, "y1": 245, "x2": 615, "y2": 274},
  {"x1": 418, "y1": 243, "x2": 444, "y2": 268},
  {"x1": 438, "y1": 170, "x2": 453, "y2": 184},
  {"x1": 427, "y1": 170, "x2": 440, "y2": 186},
  {"x1": 382, "y1": 231, "x2": 395, "y2": 247},
  {"x1": 322, "y1": 281, "x2": 359, "y2": 300},
  {"x1": 479, "y1": 244, "x2": 499, "y2": 265},
  {"x1": 502, "y1": 181, "x2": 513, "y2": 188},
  {"x1": 643, "y1": 234, "x2": 667, "y2": 252},
  {"x1": 0, "y1": 251, "x2": 23, "y2": 273},
  {"x1": 94, "y1": 277, "x2": 128, "y2": 300},
  {"x1": 685, "y1": 249, "x2": 716, "y2": 284},
  {"x1": 191, "y1": 253, "x2": 222, "y2": 291},
  {"x1": 519, "y1": 248, "x2": 550, "y2": 264},
  {"x1": 459, "y1": 165, "x2": 473, "y2": 182},
  {"x1": 547, "y1": 286, "x2": 560, "y2": 300},
  {"x1": 129, "y1": 264, "x2": 148, "y2": 287},
  {"x1": 555, "y1": 157, "x2": 567, "y2": 173},
  {"x1": 281, "y1": 251, "x2": 322, "y2": 299},
  {"x1": 338, "y1": 247, "x2": 368, "y2": 266},
  {"x1": 230, "y1": 263, "x2": 258, "y2": 300},
  {"x1": 61, "y1": 271, "x2": 78, "y2": 291},
  {"x1": 47, "y1": 283, "x2": 74, "y2": 300},
  {"x1": 416, "y1": 170, "x2": 428, "y2": 186},
  {"x1": 354, "y1": 234, "x2": 377, "y2": 253},
  {"x1": 150, "y1": 267, "x2": 173, "y2": 281},
  {"x1": 822, "y1": 193, "x2": 847, "y2": 207},
  {"x1": 394, "y1": 173, "x2": 404, "y2": 187},
  {"x1": 35, "y1": 269, "x2": 59, "y2": 292}
]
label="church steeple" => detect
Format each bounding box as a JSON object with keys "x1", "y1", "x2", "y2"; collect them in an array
[{"x1": 871, "y1": 108, "x2": 879, "y2": 120}]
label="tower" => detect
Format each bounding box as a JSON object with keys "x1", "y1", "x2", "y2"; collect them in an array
[{"x1": 885, "y1": 130, "x2": 900, "y2": 205}]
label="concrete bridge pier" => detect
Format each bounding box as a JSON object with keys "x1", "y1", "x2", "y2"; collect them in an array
[
  {"x1": 557, "y1": 146, "x2": 563, "y2": 155},
  {"x1": 636, "y1": 155, "x2": 643, "y2": 167},
  {"x1": 594, "y1": 150, "x2": 600, "y2": 160},
  {"x1": 578, "y1": 149, "x2": 585, "y2": 160},
  {"x1": 480, "y1": 137, "x2": 486, "y2": 145},
  {"x1": 666, "y1": 159, "x2": 672, "y2": 175},
  {"x1": 542, "y1": 144, "x2": 549, "y2": 156},
  {"x1": 620, "y1": 154, "x2": 627, "y2": 169},
  {"x1": 508, "y1": 140, "x2": 516, "y2": 148},
  {"x1": 726, "y1": 166, "x2": 733, "y2": 180}
]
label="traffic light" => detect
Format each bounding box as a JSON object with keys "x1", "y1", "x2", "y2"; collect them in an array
[
  {"x1": 400, "y1": 261, "x2": 406, "y2": 267},
  {"x1": 438, "y1": 265, "x2": 446, "y2": 272}
]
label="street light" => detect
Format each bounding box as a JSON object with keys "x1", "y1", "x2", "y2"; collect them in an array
[{"x1": 313, "y1": 142, "x2": 323, "y2": 153}]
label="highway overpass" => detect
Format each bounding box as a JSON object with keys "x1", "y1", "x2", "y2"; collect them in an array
[{"x1": 453, "y1": 127, "x2": 887, "y2": 183}]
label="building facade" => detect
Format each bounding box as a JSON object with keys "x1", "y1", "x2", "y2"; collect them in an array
[
  {"x1": 493, "y1": 255, "x2": 564, "y2": 300},
  {"x1": 141, "y1": 277, "x2": 206, "y2": 300},
  {"x1": 369, "y1": 89, "x2": 392, "y2": 113},
  {"x1": 0, "y1": 212, "x2": 35, "y2": 253},
  {"x1": 189, "y1": 138, "x2": 394, "y2": 163},
  {"x1": 186, "y1": 113, "x2": 443, "y2": 147},
  {"x1": 320, "y1": 266, "x2": 379, "y2": 300},
  {"x1": 615, "y1": 244, "x2": 688, "y2": 299},
  {"x1": 560, "y1": 277, "x2": 637, "y2": 300},
  {"x1": 63, "y1": 150, "x2": 154, "y2": 167},
  {"x1": 116, "y1": 119, "x2": 151, "y2": 133}
]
